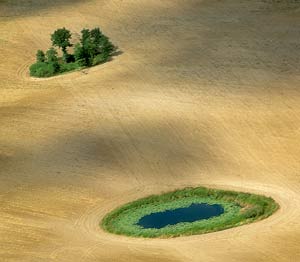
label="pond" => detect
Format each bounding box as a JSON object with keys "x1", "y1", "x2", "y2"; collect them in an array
[{"x1": 137, "y1": 203, "x2": 224, "y2": 229}]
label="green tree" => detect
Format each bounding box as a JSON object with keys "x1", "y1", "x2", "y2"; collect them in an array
[
  {"x1": 30, "y1": 26, "x2": 116, "y2": 77},
  {"x1": 79, "y1": 29, "x2": 95, "y2": 66},
  {"x1": 90, "y1": 28, "x2": 102, "y2": 41},
  {"x1": 90, "y1": 27, "x2": 103, "y2": 52},
  {"x1": 80, "y1": 28, "x2": 90, "y2": 45},
  {"x1": 78, "y1": 28, "x2": 115, "y2": 66},
  {"x1": 51, "y1": 27, "x2": 72, "y2": 61},
  {"x1": 36, "y1": 50, "x2": 45, "y2": 63},
  {"x1": 74, "y1": 43, "x2": 86, "y2": 66},
  {"x1": 46, "y1": 47, "x2": 58, "y2": 63},
  {"x1": 101, "y1": 35, "x2": 115, "y2": 54},
  {"x1": 46, "y1": 47, "x2": 59, "y2": 72}
]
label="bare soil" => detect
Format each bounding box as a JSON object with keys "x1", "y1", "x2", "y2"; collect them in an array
[{"x1": 1, "y1": 0, "x2": 300, "y2": 261}]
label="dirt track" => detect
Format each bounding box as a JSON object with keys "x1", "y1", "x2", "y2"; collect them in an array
[{"x1": 1, "y1": 0, "x2": 300, "y2": 261}]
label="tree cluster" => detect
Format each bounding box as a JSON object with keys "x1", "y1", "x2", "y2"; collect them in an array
[{"x1": 30, "y1": 27, "x2": 116, "y2": 77}]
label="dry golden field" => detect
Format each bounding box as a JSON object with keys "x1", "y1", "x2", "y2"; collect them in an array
[{"x1": 1, "y1": 0, "x2": 300, "y2": 261}]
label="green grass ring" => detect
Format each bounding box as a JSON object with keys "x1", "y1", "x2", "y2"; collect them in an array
[{"x1": 101, "y1": 186, "x2": 279, "y2": 238}]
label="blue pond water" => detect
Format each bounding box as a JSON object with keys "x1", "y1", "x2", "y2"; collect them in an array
[{"x1": 137, "y1": 203, "x2": 224, "y2": 229}]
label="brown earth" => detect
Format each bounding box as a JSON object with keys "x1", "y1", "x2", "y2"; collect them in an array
[{"x1": 1, "y1": 0, "x2": 300, "y2": 261}]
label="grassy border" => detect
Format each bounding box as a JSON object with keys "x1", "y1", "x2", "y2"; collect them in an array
[{"x1": 101, "y1": 186, "x2": 279, "y2": 238}]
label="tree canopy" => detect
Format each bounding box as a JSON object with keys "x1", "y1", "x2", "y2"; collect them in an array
[
  {"x1": 51, "y1": 27, "x2": 72, "y2": 54},
  {"x1": 30, "y1": 27, "x2": 116, "y2": 78},
  {"x1": 36, "y1": 50, "x2": 45, "y2": 63}
]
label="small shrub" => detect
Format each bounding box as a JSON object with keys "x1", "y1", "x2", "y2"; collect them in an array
[
  {"x1": 60, "y1": 62, "x2": 80, "y2": 73},
  {"x1": 36, "y1": 50, "x2": 45, "y2": 63},
  {"x1": 92, "y1": 53, "x2": 109, "y2": 66},
  {"x1": 46, "y1": 48, "x2": 58, "y2": 63},
  {"x1": 74, "y1": 43, "x2": 86, "y2": 66},
  {"x1": 29, "y1": 62, "x2": 58, "y2": 77}
]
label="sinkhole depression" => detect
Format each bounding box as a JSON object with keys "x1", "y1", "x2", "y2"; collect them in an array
[{"x1": 101, "y1": 186, "x2": 279, "y2": 238}]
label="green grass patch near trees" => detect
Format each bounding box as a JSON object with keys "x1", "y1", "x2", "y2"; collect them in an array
[
  {"x1": 101, "y1": 186, "x2": 279, "y2": 238},
  {"x1": 29, "y1": 27, "x2": 116, "y2": 78}
]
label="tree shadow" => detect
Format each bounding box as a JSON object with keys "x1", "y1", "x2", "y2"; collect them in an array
[{"x1": 111, "y1": 49, "x2": 123, "y2": 57}]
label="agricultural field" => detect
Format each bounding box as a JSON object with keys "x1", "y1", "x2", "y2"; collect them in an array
[{"x1": 1, "y1": 0, "x2": 300, "y2": 261}]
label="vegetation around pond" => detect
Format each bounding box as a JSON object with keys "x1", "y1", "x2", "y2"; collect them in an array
[
  {"x1": 29, "y1": 27, "x2": 116, "y2": 78},
  {"x1": 101, "y1": 186, "x2": 279, "y2": 238}
]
